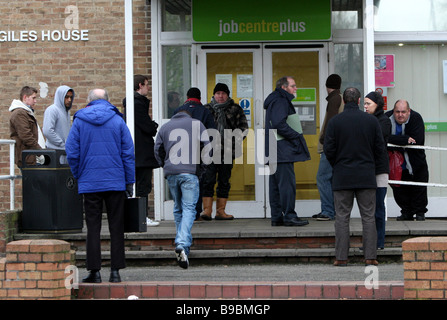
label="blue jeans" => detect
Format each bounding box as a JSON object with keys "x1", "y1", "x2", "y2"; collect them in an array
[
  {"x1": 375, "y1": 187, "x2": 387, "y2": 248},
  {"x1": 167, "y1": 174, "x2": 199, "y2": 256},
  {"x1": 316, "y1": 153, "x2": 335, "y2": 219}
]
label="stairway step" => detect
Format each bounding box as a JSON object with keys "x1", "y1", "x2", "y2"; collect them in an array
[{"x1": 75, "y1": 247, "x2": 402, "y2": 261}]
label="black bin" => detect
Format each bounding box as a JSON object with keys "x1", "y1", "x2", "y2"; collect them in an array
[{"x1": 21, "y1": 150, "x2": 83, "y2": 233}]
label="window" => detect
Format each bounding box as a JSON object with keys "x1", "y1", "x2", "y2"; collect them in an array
[
  {"x1": 162, "y1": 45, "x2": 191, "y2": 118},
  {"x1": 162, "y1": 0, "x2": 191, "y2": 31}
]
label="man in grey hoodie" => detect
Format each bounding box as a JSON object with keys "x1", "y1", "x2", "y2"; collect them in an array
[{"x1": 43, "y1": 85, "x2": 74, "y2": 151}]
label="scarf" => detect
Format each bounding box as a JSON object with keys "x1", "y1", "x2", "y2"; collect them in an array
[{"x1": 210, "y1": 97, "x2": 231, "y2": 138}]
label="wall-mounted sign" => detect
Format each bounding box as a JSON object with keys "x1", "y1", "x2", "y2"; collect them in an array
[
  {"x1": 0, "y1": 30, "x2": 89, "y2": 42},
  {"x1": 293, "y1": 88, "x2": 316, "y2": 104},
  {"x1": 192, "y1": 0, "x2": 331, "y2": 42},
  {"x1": 375, "y1": 54, "x2": 395, "y2": 87}
]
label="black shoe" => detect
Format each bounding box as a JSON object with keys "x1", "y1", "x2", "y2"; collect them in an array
[
  {"x1": 175, "y1": 247, "x2": 189, "y2": 269},
  {"x1": 82, "y1": 270, "x2": 101, "y2": 283},
  {"x1": 109, "y1": 269, "x2": 121, "y2": 283},
  {"x1": 271, "y1": 220, "x2": 284, "y2": 226},
  {"x1": 284, "y1": 217, "x2": 309, "y2": 226},
  {"x1": 396, "y1": 215, "x2": 414, "y2": 221},
  {"x1": 415, "y1": 215, "x2": 425, "y2": 221},
  {"x1": 312, "y1": 212, "x2": 322, "y2": 218}
]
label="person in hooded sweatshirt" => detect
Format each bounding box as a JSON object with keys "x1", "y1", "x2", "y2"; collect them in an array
[
  {"x1": 264, "y1": 76, "x2": 310, "y2": 227},
  {"x1": 65, "y1": 89, "x2": 135, "y2": 283},
  {"x1": 9, "y1": 86, "x2": 45, "y2": 168},
  {"x1": 43, "y1": 85, "x2": 74, "y2": 164}
]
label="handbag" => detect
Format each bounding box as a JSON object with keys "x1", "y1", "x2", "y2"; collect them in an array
[
  {"x1": 388, "y1": 150, "x2": 404, "y2": 187},
  {"x1": 124, "y1": 197, "x2": 148, "y2": 232}
]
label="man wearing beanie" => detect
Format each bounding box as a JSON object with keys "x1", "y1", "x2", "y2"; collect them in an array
[
  {"x1": 314, "y1": 74, "x2": 344, "y2": 221},
  {"x1": 174, "y1": 88, "x2": 216, "y2": 220},
  {"x1": 201, "y1": 83, "x2": 248, "y2": 221}
]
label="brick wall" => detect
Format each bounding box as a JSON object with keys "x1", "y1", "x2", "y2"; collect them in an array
[
  {"x1": 0, "y1": 0, "x2": 153, "y2": 213},
  {"x1": 0, "y1": 239, "x2": 74, "y2": 299},
  {"x1": 402, "y1": 237, "x2": 447, "y2": 299},
  {"x1": 0, "y1": 210, "x2": 21, "y2": 254}
]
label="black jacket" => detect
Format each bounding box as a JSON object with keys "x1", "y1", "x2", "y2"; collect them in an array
[
  {"x1": 123, "y1": 92, "x2": 159, "y2": 168},
  {"x1": 324, "y1": 102, "x2": 385, "y2": 190},
  {"x1": 385, "y1": 109, "x2": 428, "y2": 175},
  {"x1": 374, "y1": 109, "x2": 391, "y2": 175}
]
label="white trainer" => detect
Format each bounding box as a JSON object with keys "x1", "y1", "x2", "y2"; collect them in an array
[{"x1": 146, "y1": 217, "x2": 160, "y2": 227}]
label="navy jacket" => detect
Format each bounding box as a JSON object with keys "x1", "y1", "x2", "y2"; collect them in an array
[
  {"x1": 174, "y1": 98, "x2": 216, "y2": 130},
  {"x1": 264, "y1": 87, "x2": 310, "y2": 163}
]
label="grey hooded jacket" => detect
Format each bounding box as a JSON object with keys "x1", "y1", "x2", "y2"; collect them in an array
[{"x1": 43, "y1": 85, "x2": 74, "y2": 150}]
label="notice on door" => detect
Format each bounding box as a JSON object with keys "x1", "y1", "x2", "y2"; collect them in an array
[{"x1": 237, "y1": 74, "x2": 253, "y2": 98}]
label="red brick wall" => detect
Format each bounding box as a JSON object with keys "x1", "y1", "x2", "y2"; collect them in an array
[
  {"x1": 0, "y1": 239, "x2": 73, "y2": 299},
  {"x1": 0, "y1": 1, "x2": 153, "y2": 212},
  {"x1": 402, "y1": 237, "x2": 447, "y2": 299}
]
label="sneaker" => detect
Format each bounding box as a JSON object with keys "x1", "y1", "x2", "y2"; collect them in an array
[
  {"x1": 175, "y1": 247, "x2": 189, "y2": 269},
  {"x1": 146, "y1": 217, "x2": 160, "y2": 227},
  {"x1": 316, "y1": 214, "x2": 332, "y2": 221}
]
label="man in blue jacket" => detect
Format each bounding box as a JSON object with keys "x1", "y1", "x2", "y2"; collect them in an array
[
  {"x1": 264, "y1": 76, "x2": 310, "y2": 227},
  {"x1": 65, "y1": 88, "x2": 135, "y2": 283}
]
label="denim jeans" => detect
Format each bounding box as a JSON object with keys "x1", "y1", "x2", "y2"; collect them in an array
[
  {"x1": 316, "y1": 153, "x2": 335, "y2": 219},
  {"x1": 167, "y1": 174, "x2": 199, "y2": 256},
  {"x1": 375, "y1": 187, "x2": 387, "y2": 248}
]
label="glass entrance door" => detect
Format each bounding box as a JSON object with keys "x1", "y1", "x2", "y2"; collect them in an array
[
  {"x1": 196, "y1": 46, "x2": 265, "y2": 218},
  {"x1": 190, "y1": 44, "x2": 328, "y2": 219}
]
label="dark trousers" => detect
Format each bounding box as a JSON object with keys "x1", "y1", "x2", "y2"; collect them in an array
[
  {"x1": 202, "y1": 162, "x2": 233, "y2": 198},
  {"x1": 136, "y1": 167, "x2": 153, "y2": 217},
  {"x1": 83, "y1": 191, "x2": 126, "y2": 271},
  {"x1": 391, "y1": 168, "x2": 428, "y2": 218},
  {"x1": 334, "y1": 189, "x2": 377, "y2": 261},
  {"x1": 269, "y1": 162, "x2": 298, "y2": 223}
]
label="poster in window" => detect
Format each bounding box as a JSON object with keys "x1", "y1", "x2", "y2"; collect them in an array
[{"x1": 375, "y1": 54, "x2": 395, "y2": 87}]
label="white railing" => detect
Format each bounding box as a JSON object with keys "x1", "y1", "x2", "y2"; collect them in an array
[
  {"x1": 0, "y1": 139, "x2": 21, "y2": 210},
  {"x1": 387, "y1": 143, "x2": 447, "y2": 188}
]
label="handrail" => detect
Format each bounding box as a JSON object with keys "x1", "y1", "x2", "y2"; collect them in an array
[
  {"x1": 0, "y1": 139, "x2": 21, "y2": 210},
  {"x1": 387, "y1": 143, "x2": 447, "y2": 188}
]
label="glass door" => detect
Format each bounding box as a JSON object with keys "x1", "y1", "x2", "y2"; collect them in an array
[
  {"x1": 196, "y1": 46, "x2": 266, "y2": 218},
  {"x1": 263, "y1": 45, "x2": 328, "y2": 216}
]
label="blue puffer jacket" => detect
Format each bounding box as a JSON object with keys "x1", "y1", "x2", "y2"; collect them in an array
[
  {"x1": 264, "y1": 88, "x2": 310, "y2": 163},
  {"x1": 65, "y1": 99, "x2": 135, "y2": 194}
]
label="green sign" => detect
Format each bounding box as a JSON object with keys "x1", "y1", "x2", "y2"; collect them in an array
[
  {"x1": 294, "y1": 88, "x2": 316, "y2": 104},
  {"x1": 425, "y1": 122, "x2": 447, "y2": 132},
  {"x1": 192, "y1": 0, "x2": 331, "y2": 42}
]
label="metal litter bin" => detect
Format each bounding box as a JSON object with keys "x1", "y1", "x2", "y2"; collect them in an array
[{"x1": 21, "y1": 150, "x2": 83, "y2": 233}]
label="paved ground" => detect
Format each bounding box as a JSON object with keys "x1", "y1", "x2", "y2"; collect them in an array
[{"x1": 81, "y1": 262, "x2": 404, "y2": 283}]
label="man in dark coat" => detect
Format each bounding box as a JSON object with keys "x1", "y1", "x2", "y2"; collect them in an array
[
  {"x1": 123, "y1": 75, "x2": 160, "y2": 226},
  {"x1": 324, "y1": 87, "x2": 385, "y2": 267},
  {"x1": 385, "y1": 100, "x2": 429, "y2": 221},
  {"x1": 264, "y1": 76, "x2": 311, "y2": 227}
]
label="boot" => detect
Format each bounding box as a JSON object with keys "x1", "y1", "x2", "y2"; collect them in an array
[
  {"x1": 215, "y1": 198, "x2": 234, "y2": 220},
  {"x1": 200, "y1": 197, "x2": 213, "y2": 221}
]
